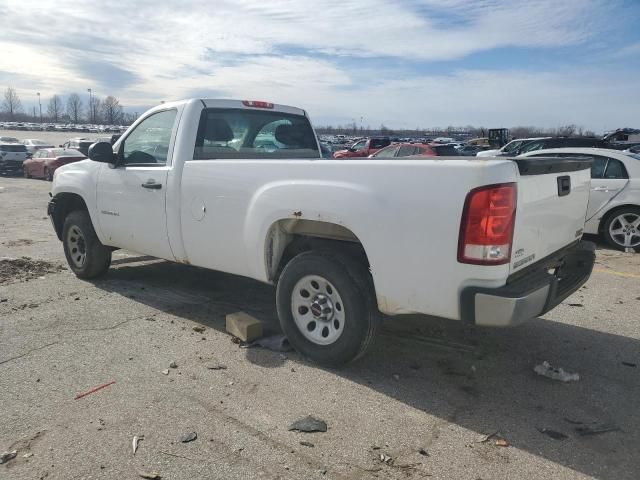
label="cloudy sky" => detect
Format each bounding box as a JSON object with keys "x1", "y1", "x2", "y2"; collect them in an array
[{"x1": 2, "y1": 0, "x2": 639, "y2": 131}]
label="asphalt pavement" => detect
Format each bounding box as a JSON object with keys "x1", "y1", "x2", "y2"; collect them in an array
[{"x1": 1, "y1": 176, "x2": 639, "y2": 480}]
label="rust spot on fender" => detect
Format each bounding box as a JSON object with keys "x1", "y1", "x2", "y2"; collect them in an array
[{"x1": 292, "y1": 211, "x2": 302, "y2": 217}]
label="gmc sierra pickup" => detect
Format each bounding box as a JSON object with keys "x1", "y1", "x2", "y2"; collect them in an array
[{"x1": 48, "y1": 99, "x2": 595, "y2": 366}]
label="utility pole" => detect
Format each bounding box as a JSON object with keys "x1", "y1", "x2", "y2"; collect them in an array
[
  {"x1": 87, "y1": 88, "x2": 93, "y2": 123},
  {"x1": 37, "y1": 92, "x2": 42, "y2": 123}
]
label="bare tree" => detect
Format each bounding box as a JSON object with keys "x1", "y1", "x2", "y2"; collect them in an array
[
  {"x1": 47, "y1": 95, "x2": 63, "y2": 122},
  {"x1": 2, "y1": 87, "x2": 23, "y2": 120},
  {"x1": 87, "y1": 96, "x2": 102, "y2": 124},
  {"x1": 100, "y1": 96, "x2": 124, "y2": 125},
  {"x1": 66, "y1": 93, "x2": 83, "y2": 123}
]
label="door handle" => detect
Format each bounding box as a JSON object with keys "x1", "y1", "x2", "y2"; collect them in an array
[
  {"x1": 141, "y1": 181, "x2": 162, "y2": 190},
  {"x1": 592, "y1": 187, "x2": 618, "y2": 192}
]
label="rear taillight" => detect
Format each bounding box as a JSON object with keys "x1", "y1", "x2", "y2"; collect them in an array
[
  {"x1": 458, "y1": 183, "x2": 516, "y2": 265},
  {"x1": 242, "y1": 100, "x2": 274, "y2": 109}
]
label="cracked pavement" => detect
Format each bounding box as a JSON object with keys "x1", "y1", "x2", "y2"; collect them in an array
[{"x1": 1, "y1": 176, "x2": 639, "y2": 480}]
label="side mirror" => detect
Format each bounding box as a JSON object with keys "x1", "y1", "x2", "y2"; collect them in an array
[{"x1": 88, "y1": 142, "x2": 115, "y2": 164}]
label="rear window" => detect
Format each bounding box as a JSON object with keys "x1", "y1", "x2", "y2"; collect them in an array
[
  {"x1": 431, "y1": 145, "x2": 458, "y2": 156},
  {"x1": 193, "y1": 108, "x2": 319, "y2": 160},
  {"x1": 53, "y1": 149, "x2": 84, "y2": 157},
  {"x1": 0, "y1": 144, "x2": 27, "y2": 152}
]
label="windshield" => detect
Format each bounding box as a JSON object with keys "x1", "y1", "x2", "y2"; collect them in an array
[{"x1": 502, "y1": 140, "x2": 522, "y2": 153}]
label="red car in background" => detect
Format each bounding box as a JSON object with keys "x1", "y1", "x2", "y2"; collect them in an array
[
  {"x1": 369, "y1": 142, "x2": 459, "y2": 158},
  {"x1": 23, "y1": 148, "x2": 86, "y2": 181},
  {"x1": 332, "y1": 137, "x2": 391, "y2": 158}
]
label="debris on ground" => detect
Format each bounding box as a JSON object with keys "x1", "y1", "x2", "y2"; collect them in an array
[
  {"x1": 192, "y1": 325, "x2": 206, "y2": 333},
  {"x1": 205, "y1": 363, "x2": 227, "y2": 370},
  {"x1": 495, "y1": 439, "x2": 509, "y2": 447},
  {"x1": 477, "y1": 431, "x2": 499, "y2": 443},
  {"x1": 575, "y1": 423, "x2": 620, "y2": 436},
  {"x1": 621, "y1": 361, "x2": 637, "y2": 367},
  {"x1": 0, "y1": 450, "x2": 17, "y2": 464},
  {"x1": 0, "y1": 257, "x2": 64, "y2": 285},
  {"x1": 226, "y1": 311, "x2": 263, "y2": 342},
  {"x1": 138, "y1": 471, "x2": 161, "y2": 479},
  {"x1": 161, "y1": 369, "x2": 169, "y2": 375},
  {"x1": 418, "y1": 448, "x2": 429, "y2": 456},
  {"x1": 240, "y1": 333, "x2": 292, "y2": 352},
  {"x1": 169, "y1": 361, "x2": 178, "y2": 369},
  {"x1": 179, "y1": 432, "x2": 197, "y2": 443},
  {"x1": 537, "y1": 428, "x2": 568, "y2": 440},
  {"x1": 22, "y1": 452, "x2": 33, "y2": 458},
  {"x1": 533, "y1": 361, "x2": 580, "y2": 382},
  {"x1": 288, "y1": 416, "x2": 328, "y2": 433},
  {"x1": 133, "y1": 435, "x2": 143, "y2": 455},
  {"x1": 379, "y1": 453, "x2": 393, "y2": 464},
  {"x1": 74, "y1": 380, "x2": 116, "y2": 400},
  {"x1": 567, "y1": 303, "x2": 584, "y2": 307},
  {"x1": 300, "y1": 441, "x2": 315, "y2": 447}
]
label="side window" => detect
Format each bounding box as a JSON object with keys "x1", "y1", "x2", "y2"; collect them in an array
[
  {"x1": 604, "y1": 158, "x2": 628, "y2": 179},
  {"x1": 351, "y1": 140, "x2": 367, "y2": 151},
  {"x1": 193, "y1": 108, "x2": 319, "y2": 160},
  {"x1": 588, "y1": 156, "x2": 607, "y2": 178},
  {"x1": 372, "y1": 145, "x2": 399, "y2": 158},
  {"x1": 122, "y1": 110, "x2": 177, "y2": 165},
  {"x1": 397, "y1": 145, "x2": 417, "y2": 157},
  {"x1": 519, "y1": 140, "x2": 545, "y2": 153}
]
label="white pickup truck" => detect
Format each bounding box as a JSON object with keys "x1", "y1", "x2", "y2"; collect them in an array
[{"x1": 48, "y1": 99, "x2": 596, "y2": 366}]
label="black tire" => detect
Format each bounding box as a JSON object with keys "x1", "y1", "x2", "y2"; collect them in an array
[
  {"x1": 276, "y1": 250, "x2": 379, "y2": 367},
  {"x1": 62, "y1": 210, "x2": 112, "y2": 279},
  {"x1": 602, "y1": 207, "x2": 640, "y2": 252},
  {"x1": 44, "y1": 167, "x2": 53, "y2": 181},
  {"x1": 23, "y1": 167, "x2": 31, "y2": 179}
]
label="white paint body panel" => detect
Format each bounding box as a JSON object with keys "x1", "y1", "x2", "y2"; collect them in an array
[
  {"x1": 519, "y1": 148, "x2": 640, "y2": 235},
  {"x1": 51, "y1": 99, "x2": 595, "y2": 321}
]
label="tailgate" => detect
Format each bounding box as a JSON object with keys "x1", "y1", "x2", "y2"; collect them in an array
[{"x1": 510, "y1": 158, "x2": 592, "y2": 274}]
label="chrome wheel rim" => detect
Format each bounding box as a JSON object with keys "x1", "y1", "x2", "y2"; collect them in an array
[
  {"x1": 66, "y1": 225, "x2": 87, "y2": 268},
  {"x1": 609, "y1": 213, "x2": 640, "y2": 248},
  {"x1": 291, "y1": 275, "x2": 345, "y2": 345}
]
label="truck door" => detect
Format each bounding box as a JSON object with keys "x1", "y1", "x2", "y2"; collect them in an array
[{"x1": 96, "y1": 109, "x2": 179, "y2": 260}]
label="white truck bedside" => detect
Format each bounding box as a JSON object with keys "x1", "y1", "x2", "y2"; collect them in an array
[{"x1": 48, "y1": 99, "x2": 596, "y2": 366}]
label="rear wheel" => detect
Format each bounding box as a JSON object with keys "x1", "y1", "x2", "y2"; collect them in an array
[
  {"x1": 603, "y1": 207, "x2": 640, "y2": 251},
  {"x1": 276, "y1": 250, "x2": 379, "y2": 367},
  {"x1": 62, "y1": 210, "x2": 112, "y2": 279}
]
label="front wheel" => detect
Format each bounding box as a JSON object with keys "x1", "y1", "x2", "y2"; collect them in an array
[
  {"x1": 603, "y1": 207, "x2": 640, "y2": 252},
  {"x1": 276, "y1": 250, "x2": 379, "y2": 367},
  {"x1": 62, "y1": 210, "x2": 112, "y2": 279},
  {"x1": 44, "y1": 167, "x2": 53, "y2": 181},
  {"x1": 23, "y1": 167, "x2": 31, "y2": 179}
]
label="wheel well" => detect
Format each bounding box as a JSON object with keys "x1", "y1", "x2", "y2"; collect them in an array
[
  {"x1": 266, "y1": 219, "x2": 370, "y2": 282},
  {"x1": 598, "y1": 204, "x2": 640, "y2": 233},
  {"x1": 51, "y1": 193, "x2": 88, "y2": 240}
]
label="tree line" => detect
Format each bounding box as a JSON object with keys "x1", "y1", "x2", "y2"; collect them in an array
[{"x1": 0, "y1": 86, "x2": 137, "y2": 125}]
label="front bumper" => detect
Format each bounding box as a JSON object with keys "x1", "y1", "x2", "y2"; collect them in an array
[
  {"x1": 0, "y1": 161, "x2": 24, "y2": 175},
  {"x1": 460, "y1": 240, "x2": 595, "y2": 327}
]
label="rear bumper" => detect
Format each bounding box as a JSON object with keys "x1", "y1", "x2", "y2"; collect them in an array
[{"x1": 460, "y1": 240, "x2": 595, "y2": 327}]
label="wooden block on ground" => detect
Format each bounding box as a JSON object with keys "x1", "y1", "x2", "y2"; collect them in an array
[{"x1": 226, "y1": 312, "x2": 263, "y2": 342}]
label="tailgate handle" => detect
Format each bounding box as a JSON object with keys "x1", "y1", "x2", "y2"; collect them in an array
[{"x1": 557, "y1": 176, "x2": 571, "y2": 197}]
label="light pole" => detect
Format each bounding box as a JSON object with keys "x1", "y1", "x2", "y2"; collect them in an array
[
  {"x1": 37, "y1": 92, "x2": 42, "y2": 123},
  {"x1": 87, "y1": 88, "x2": 93, "y2": 123}
]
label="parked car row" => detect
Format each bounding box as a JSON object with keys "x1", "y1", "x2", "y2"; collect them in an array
[{"x1": 0, "y1": 121, "x2": 126, "y2": 133}]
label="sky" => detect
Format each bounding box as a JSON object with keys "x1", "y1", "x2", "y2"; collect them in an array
[{"x1": 1, "y1": 0, "x2": 639, "y2": 132}]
